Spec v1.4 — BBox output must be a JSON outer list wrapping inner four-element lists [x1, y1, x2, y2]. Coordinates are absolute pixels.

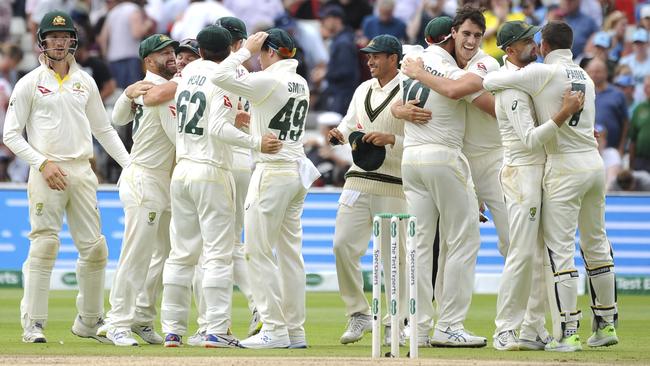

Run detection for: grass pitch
[[0, 289, 647, 364]]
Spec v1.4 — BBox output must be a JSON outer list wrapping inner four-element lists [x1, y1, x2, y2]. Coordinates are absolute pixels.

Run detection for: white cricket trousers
[[466, 148, 510, 255], [244, 162, 307, 332], [333, 191, 408, 325], [495, 164, 547, 338], [21, 160, 107, 329], [192, 166, 255, 331], [401, 145, 481, 335], [105, 164, 171, 331], [161, 160, 236, 335], [542, 151, 614, 337]]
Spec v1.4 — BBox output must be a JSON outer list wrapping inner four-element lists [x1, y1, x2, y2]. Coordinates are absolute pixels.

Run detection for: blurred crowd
[[1, 0, 650, 191]]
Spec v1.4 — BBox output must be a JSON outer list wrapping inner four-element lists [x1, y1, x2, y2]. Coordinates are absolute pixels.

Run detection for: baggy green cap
[[497, 20, 540, 50], [139, 34, 179, 59]]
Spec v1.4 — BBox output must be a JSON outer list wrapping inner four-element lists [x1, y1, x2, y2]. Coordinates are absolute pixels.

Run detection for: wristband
[[38, 159, 49, 172]]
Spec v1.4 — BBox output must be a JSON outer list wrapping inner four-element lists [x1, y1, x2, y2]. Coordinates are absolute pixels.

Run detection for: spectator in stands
[[75, 32, 116, 103], [587, 58, 628, 157], [596, 125, 622, 187], [98, 0, 152, 89], [223, 0, 285, 33], [328, 0, 373, 30], [520, 0, 545, 26], [613, 67, 636, 117], [619, 28, 650, 105], [609, 169, 650, 191], [0, 1, 11, 42], [407, 0, 453, 47], [170, 0, 234, 40], [602, 10, 627, 63], [361, 0, 407, 42], [561, 0, 598, 58], [483, 0, 525, 60], [640, 5, 650, 32], [285, 0, 322, 20], [0, 43, 23, 88], [581, 31, 616, 80], [315, 4, 359, 115], [275, 12, 328, 84], [629, 76, 650, 172], [304, 112, 352, 187]]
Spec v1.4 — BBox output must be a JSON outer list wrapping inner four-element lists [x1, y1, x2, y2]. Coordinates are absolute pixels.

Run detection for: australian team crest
[[35, 203, 44, 216], [529, 207, 537, 221], [52, 16, 66, 26], [148, 211, 156, 225]]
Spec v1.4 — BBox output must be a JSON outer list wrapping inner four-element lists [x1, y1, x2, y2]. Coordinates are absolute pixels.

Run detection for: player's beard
[[156, 59, 177, 80], [518, 43, 538, 65]]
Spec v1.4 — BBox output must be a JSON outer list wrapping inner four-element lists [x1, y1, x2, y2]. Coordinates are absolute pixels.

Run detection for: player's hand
[[401, 57, 425, 80], [479, 203, 488, 223], [125, 81, 154, 99], [561, 89, 585, 115], [235, 102, 250, 129], [363, 132, 395, 147], [260, 132, 282, 154], [391, 99, 432, 124], [245, 32, 268, 54], [41, 161, 67, 191], [327, 127, 345, 145]]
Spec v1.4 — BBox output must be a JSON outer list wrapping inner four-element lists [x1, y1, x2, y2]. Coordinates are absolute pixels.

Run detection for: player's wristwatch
[[38, 159, 49, 172]]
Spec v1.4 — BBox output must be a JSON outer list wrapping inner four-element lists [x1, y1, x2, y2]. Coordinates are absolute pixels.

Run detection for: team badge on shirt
[[148, 212, 157, 225], [529, 207, 537, 221], [37, 85, 52, 95], [476, 62, 487, 73], [35, 203, 44, 216]]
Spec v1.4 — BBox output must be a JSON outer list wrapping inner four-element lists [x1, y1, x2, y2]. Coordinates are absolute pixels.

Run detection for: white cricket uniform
[[400, 45, 482, 335], [211, 48, 316, 338], [332, 73, 408, 326], [493, 58, 560, 339], [484, 49, 616, 337], [3, 54, 129, 330], [462, 50, 509, 256], [105, 70, 176, 332], [161, 59, 261, 336]]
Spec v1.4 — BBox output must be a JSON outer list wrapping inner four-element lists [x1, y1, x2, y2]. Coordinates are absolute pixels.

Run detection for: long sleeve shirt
[[3, 54, 129, 170]]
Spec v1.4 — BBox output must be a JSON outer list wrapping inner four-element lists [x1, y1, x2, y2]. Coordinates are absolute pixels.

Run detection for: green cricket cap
[[215, 16, 247, 41], [265, 28, 296, 58], [139, 34, 179, 59], [424, 16, 453, 44], [497, 20, 540, 50], [197, 25, 232, 53], [38, 10, 76, 37], [360, 34, 402, 60]]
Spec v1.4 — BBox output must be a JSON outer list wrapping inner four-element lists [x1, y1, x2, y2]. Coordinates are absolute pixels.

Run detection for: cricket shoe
[[132, 324, 163, 344], [248, 308, 262, 337], [493, 330, 519, 351], [519, 333, 553, 351], [240, 328, 290, 349], [545, 334, 582, 352], [587, 324, 618, 347], [339, 313, 372, 344], [431, 327, 487, 348], [417, 334, 431, 348], [187, 330, 206, 347], [383, 325, 406, 347], [22, 321, 46, 343], [288, 328, 308, 349], [203, 333, 242, 348], [164, 333, 182, 347], [107, 328, 139, 346], [71, 316, 112, 344]]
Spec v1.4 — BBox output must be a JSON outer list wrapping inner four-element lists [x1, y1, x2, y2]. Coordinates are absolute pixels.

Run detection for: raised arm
[[111, 91, 136, 126], [483, 63, 550, 95], [403, 57, 484, 100]]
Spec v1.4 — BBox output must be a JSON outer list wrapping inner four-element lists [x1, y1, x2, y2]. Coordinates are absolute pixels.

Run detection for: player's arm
[[2, 77, 48, 169], [111, 91, 136, 126], [85, 77, 130, 168], [470, 92, 496, 118], [403, 57, 483, 99], [329, 87, 362, 144], [158, 103, 177, 145], [483, 63, 550, 95], [142, 80, 178, 106], [390, 99, 432, 123]]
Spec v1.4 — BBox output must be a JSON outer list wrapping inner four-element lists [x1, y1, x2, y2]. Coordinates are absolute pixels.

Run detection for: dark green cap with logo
[[215, 16, 247, 41], [360, 34, 402, 60], [139, 34, 179, 59], [197, 25, 232, 53], [425, 16, 452, 44], [38, 10, 76, 38], [349, 131, 386, 172], [264, 28, 296, 58], [497, 20, 540, 50]]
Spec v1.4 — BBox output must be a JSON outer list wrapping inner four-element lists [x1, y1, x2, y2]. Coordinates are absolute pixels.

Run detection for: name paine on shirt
[[565, 68, 587, 81], [288, 81, 306, 95]]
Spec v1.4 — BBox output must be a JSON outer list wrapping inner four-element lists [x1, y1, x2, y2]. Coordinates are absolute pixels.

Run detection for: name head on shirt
[[288, 81, 306, 95]]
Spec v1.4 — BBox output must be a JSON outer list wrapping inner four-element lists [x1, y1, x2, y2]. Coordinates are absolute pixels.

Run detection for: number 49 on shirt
[[269, 97, 308, 141]]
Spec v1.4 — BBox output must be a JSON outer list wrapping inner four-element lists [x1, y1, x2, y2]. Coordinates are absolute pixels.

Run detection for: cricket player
[[3, 10, 130, 343], [327, 35, 413, 346], [97, 34, 179, 347], [484, 21, 618, 352], [401, 7, 510, 257], [211, 29, 319, 349], [160, 25, 282, 348], [397, 15, 489, 348], [490, 21, 584, 351]]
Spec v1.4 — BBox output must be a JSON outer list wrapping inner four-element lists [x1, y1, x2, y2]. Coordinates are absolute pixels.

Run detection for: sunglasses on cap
[[265, 39, 296, 58]]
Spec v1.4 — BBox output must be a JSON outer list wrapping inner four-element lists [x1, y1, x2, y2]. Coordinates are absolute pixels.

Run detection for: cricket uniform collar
[[265, 58, 299, 73], [544, 49, 573, 65]]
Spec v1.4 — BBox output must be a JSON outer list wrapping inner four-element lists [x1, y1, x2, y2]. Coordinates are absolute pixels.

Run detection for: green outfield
[[0, 289, 647, 364]]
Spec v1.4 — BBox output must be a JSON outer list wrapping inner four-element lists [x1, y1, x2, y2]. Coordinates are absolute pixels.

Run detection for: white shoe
[[107, 328, 139, 346], [417, 334, 431, 348], [493, 330, 519, 351], [22, 321, 46, 343], [71, 316, 112, 344], [240, 328, 290, 349], [430, 327, 487, 348], [132, 324, 163, 344], [383, 325, 406, 347], [519, 333, 553, 351], [187, 330, 206, 347], [203, 333, 242, 348], [96, 322, 110, 337], [248, 309, 262, 337], [339, 313, 372, 344], [288, 328, 307, 349]]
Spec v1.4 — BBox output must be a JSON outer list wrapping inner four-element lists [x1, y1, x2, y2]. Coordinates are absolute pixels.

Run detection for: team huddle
[[3, 5, 618, 353]]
